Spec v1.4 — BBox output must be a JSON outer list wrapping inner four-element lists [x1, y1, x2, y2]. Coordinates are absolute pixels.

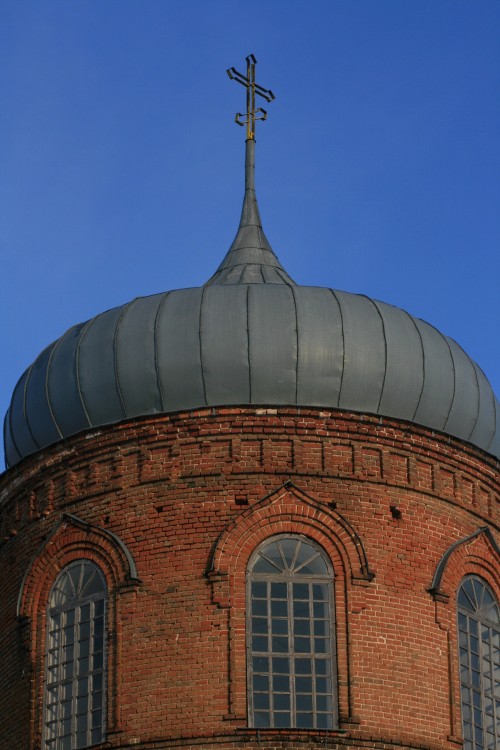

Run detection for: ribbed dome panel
[[374, 302, 423, 421], [336, 293, 386, 414], [24, 342, 61, 448], [294, 287, 343, 407], [79, 307, 127, 426], [115, 295, 164, 417], [47, 323, 91, 436]]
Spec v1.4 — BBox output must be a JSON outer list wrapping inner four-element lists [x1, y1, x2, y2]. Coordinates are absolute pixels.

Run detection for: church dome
[[4, 139, 500, 467]]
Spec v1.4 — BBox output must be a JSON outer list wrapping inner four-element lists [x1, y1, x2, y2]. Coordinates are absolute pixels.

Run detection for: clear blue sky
[[1, 1, 499, 469]]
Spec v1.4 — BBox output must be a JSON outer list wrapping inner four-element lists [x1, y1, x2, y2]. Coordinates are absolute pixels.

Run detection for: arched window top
[[458, 576, 500, 625], [49, 561, 106, 612], [249, 536, 332, 577]]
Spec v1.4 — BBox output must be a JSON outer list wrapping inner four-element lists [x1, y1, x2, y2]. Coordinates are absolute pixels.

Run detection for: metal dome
[[4, 140, 500, 467]]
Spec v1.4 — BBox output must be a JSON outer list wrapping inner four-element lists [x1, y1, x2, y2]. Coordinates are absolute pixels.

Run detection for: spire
[[204, 55, 295, 286]]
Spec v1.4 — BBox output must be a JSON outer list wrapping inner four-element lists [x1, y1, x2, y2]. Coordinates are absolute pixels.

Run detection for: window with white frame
[[247, 535, 337, 729], [457, 575, 500, 750], [43, 560, 106, 750]]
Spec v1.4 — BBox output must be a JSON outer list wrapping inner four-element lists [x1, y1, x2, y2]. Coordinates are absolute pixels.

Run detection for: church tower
[[0, 56, 499, 750]]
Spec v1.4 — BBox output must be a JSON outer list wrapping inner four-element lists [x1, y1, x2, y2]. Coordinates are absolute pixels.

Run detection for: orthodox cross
[[227, 54, 275, 140]]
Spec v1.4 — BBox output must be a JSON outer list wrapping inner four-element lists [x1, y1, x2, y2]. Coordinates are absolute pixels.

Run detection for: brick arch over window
[[16, 514, 139, 747], [206, 481, 374, 726], [209, 481, 374, 586], [427, 527, 500, 744], [429, 527, 500, 605], [17, 513, 138, 621]]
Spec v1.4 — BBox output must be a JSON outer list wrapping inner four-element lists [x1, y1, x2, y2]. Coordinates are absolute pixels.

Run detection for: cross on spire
[[227, 54, 275, 140]]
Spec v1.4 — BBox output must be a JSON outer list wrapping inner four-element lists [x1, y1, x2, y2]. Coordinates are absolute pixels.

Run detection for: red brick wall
[[0, 407, 499, 750]]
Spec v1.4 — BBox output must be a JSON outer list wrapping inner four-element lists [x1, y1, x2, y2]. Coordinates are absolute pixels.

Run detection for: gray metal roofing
[[4, 139, 499, 466], [4, 283, 500, 467]]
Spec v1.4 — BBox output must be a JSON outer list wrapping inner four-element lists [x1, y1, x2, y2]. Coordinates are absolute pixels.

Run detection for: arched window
[[457, 576, 500, 750], [247, 535, 337, 729], [43, 561, 107, 750]]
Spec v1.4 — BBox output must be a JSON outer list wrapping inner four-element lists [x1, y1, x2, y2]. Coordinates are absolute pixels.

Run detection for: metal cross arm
[[235, 107, 268, 128], [227, 67, 275, 103], [227, 54, 275, 140]]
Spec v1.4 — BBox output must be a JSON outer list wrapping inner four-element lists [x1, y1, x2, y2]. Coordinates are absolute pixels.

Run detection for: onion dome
[[4, 119, 500, 467]]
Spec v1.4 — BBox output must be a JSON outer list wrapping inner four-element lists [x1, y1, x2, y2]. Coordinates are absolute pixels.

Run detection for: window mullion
[[266, 580, 274, 728], [288, 578, 296, 728], [70, 605, 76, 748]]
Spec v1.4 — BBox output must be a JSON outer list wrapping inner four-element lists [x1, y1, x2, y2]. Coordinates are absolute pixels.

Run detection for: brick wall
[[0, 407, 498, 750]]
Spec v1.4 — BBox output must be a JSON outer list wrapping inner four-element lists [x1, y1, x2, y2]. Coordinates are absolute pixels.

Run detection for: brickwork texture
[[0, 407, 499, 750]]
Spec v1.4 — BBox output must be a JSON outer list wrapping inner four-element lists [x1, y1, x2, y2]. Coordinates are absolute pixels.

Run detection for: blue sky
[[1, 1, 499, 469]]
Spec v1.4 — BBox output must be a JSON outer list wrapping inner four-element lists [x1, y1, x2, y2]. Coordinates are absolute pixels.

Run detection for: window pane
[[313, 584, 329, 601], [92, 691, 103, 710], [280, 539, 299, 569], [294, 619, 310, 635], [316, 694, 331, 712], [271, 600, 288, 617], [79, 621, 90, 641], [253, 558, 281, 574], [253, 656, 268, 673], [296, 712, 313, 728], [274, 694, 290, 711], [297, 693, 312, 711], [296, 555, 328, 575], [271, 599, 288, 617], [317, 712, 333, 729], [253, 674, 269, 691], [271, 619, 288, 635], [252, 600, 267, 617], [252, 618, 268, 634], [293, 583, 309, 600], [274, 712, 291, 727], [254, 693, 269, 710], [252, 636, 268, 652], [294, 636, 310, 653], [252, 581, 267, 598], [77, 695, 88, 714], [296, 676, 312, 693], [271, 582, 287, 599], [293, 600, 309, 618], [254, 711, 270, 727], [76, 714, 87, 732], [272, 675, 289, 692], [296, 658, 312, 674], [272, 657, 289, 674], [313, 601, 329, 618], [271, 636, 289, 653]]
